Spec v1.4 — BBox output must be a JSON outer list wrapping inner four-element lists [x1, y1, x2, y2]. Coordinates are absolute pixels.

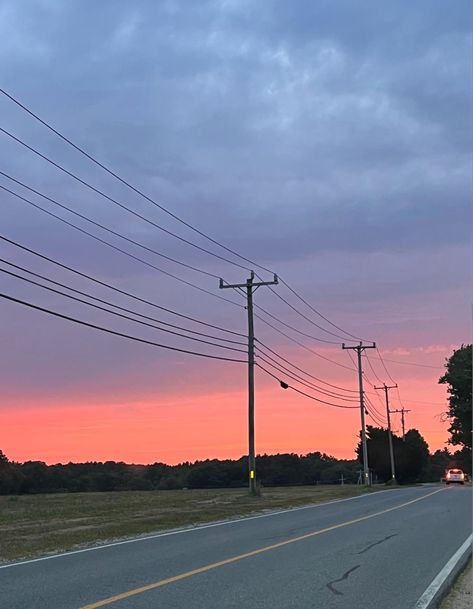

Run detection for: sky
[[0, 0, 471, 465]]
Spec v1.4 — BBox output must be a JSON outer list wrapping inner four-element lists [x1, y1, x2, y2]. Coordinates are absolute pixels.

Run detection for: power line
[[364, 352, 385, 385], [0, 266, 247, 354], [277, 276, 369, 342], [256, 363, 359, 409], [254, 349, 360, 401], [345, 348, 357, 370], [362, 370, 388, 413], [227, 280, 344, 345], [0, 258, 246, 346], [253, 313, 357, 371], [395, 386, 405, 410], [0, 88, 375, 347], [0, 291, 247, 362], [0, 234, 245, 337], [375, 347, 401, 383], [255, 339, 359, 393], [365, 405, 386, 427], [0, 125, 255, 273], [0, 90, 441, 445], [404, 398, 445, 405], [0, 87, 275, 275], [0, 170, 220, 280], [364, 394, 387, 423], [254, 302, 342, 345], [0, 183, 242, 308], [378, 356, 444, 370], [363, 390, 387, 422], [255, 277, 358, 343]]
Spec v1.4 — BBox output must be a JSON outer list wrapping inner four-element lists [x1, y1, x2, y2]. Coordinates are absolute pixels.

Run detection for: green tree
[[0, 450, 24, 495], [395, 429, 430, 483], [356, 426, 393, 482], [357, 426, 430, 484], [439, 344, 472, 449]]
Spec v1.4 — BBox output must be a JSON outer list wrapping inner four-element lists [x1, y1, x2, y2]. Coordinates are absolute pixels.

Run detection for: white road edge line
[[0, 486, 420, 569], [414, 533, 472, 609]]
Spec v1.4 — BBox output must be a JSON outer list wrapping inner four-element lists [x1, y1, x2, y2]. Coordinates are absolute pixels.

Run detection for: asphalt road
[[1, 485, 471, 609]]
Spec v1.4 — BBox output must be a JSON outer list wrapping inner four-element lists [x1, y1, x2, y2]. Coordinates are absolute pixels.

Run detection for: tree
[[0, 450, 24, 495], [357, 426, 430, 484], [395, 429, 430, 483], [356, 426, 393, 482], [439, 345, 472, 449]]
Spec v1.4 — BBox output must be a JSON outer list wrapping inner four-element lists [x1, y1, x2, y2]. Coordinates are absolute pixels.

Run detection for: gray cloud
[[0, 0, 470, 402]]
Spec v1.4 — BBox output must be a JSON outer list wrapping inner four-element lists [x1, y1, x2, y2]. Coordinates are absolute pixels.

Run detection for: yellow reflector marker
[[249, 470, 255, 479]]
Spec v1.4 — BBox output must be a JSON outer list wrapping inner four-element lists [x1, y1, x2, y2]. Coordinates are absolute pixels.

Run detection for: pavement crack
[[357, 533, 397, 555], [326, 564, 360, 596]]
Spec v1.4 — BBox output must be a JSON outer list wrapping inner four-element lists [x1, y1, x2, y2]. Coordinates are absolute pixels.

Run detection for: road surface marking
[[77, 487, 445, 609], [1, 486, 400, 570], [414, 533, 472, 609]]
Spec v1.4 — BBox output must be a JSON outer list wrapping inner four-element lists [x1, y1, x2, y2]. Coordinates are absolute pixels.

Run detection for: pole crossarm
[[374, 384, 398, 399], [219, 271, 278, 496], [341, 342, 376, 351], [219, 273, 278, 290], [341, 342, 376, 486]]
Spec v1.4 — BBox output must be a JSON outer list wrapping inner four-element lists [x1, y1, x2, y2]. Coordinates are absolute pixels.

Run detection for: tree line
[[0, 451, 360, 494], [0, 440, 470, 495]]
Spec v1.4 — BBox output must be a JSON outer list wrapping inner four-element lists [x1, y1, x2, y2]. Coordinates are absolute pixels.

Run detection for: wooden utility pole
[[375, 383, 398, 482], [391, 408, 411, 440], [220, 271, 278, 495], [342, 342, 376, 485]]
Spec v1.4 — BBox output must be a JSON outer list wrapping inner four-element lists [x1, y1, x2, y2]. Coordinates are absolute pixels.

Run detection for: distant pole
[[220, 271, 278, 496], [391, 408, 411, 441], [342, 342, 376, 486], [375, 383, 398, 482]]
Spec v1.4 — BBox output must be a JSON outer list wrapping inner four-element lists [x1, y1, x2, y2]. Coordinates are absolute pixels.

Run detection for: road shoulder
[[415, 534, 472, 609], [440, 559, 472, 609]]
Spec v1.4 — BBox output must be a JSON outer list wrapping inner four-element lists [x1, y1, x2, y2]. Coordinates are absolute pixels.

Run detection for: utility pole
[[391, 408, 411, 440], [342, 342, 376, 485], [220, 271, 278, 496], [374, 383, 398, 482]]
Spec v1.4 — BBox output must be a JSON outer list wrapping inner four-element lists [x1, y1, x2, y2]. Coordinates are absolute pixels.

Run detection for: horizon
[[3, 427, 457, 468]]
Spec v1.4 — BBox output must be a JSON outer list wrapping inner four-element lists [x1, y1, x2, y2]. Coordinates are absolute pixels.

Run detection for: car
[[445, 469, 465, 485]]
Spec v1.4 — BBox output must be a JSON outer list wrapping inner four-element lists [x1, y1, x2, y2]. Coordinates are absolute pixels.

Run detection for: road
[[1, 485, 471, 609]]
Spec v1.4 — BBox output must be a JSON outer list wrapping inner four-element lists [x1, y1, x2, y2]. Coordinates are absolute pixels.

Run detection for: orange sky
[[2, 352, 450, 465]]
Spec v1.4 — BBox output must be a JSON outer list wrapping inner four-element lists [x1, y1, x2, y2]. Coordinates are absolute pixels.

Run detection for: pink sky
[[1, 346, 451, 465]]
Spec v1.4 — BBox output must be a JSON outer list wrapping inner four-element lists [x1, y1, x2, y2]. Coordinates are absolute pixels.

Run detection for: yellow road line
[[78, 488, 445, 609]]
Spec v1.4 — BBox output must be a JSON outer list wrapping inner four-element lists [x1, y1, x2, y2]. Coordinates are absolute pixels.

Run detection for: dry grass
[[0, 485, 380, 563]]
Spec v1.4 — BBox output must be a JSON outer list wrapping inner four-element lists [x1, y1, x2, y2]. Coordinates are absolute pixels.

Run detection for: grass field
[[0, 485, 382, 563]]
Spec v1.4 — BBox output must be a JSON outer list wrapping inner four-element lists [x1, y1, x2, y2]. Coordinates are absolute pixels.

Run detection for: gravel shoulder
[[440, 559, 472, 609]]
